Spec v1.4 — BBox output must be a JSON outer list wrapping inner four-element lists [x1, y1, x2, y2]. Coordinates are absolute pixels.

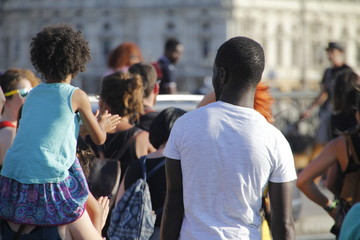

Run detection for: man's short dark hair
[[128, 63, 157, 98], [215, 36, 265, 88], [30, 24, 91, 81], [165, 38, 181, 52], [149, 107, 186, 149]]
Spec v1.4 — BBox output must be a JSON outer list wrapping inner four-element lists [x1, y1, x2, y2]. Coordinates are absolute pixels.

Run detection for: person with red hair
[[197, 82, 274, 123], [105, 42, 143, 76]]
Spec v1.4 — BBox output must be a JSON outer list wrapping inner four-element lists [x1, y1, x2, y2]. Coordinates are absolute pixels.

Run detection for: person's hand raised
[[97, 110, 121, 133]]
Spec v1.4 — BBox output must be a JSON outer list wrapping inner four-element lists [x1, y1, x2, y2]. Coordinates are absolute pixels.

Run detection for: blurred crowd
[[0, 23, 359, 240]]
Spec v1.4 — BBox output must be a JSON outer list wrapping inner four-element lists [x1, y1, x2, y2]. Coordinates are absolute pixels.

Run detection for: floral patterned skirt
[[0, 158, 89, 226]]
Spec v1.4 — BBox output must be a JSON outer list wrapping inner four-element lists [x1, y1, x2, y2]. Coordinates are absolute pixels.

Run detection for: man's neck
[[219, 84, 255, 108], [332, 61, 345, 68], [143, 94, 157, 110]]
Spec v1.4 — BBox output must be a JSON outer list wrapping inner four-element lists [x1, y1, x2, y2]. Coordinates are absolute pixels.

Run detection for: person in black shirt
[[157, 38, 184, 94], [115, 107, 186, 240], [301, 42, 352, 148]]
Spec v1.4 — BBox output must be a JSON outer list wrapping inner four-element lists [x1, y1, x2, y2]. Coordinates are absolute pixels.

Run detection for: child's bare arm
[[72, 89, 120, 145]]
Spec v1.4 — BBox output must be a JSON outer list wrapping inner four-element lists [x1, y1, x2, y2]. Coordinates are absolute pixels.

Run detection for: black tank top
[[87, 126, 141, 182], [345, 134, 360, 174]]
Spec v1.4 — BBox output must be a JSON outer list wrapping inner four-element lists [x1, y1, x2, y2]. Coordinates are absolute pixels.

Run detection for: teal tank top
[[1, 83, 80, 184]]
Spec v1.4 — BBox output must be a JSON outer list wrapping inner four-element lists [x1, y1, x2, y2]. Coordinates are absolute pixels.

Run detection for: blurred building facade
[[0, 0, 360, 93]]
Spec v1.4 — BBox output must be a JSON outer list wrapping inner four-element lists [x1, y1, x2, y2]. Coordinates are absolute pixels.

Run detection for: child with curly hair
[[0, 24, 120, 239]]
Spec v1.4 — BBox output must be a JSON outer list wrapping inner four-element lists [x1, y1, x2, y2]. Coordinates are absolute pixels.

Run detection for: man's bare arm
[[268, 181, 295, 240], [160, 158, 184, 240]]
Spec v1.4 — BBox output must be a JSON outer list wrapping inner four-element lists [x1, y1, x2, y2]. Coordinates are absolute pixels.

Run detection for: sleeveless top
[[345, 134, 360, 174], [1, 83, 80, 184]]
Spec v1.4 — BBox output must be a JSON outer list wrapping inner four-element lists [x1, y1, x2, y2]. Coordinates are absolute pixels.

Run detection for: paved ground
[[295, 185, 336, 240]]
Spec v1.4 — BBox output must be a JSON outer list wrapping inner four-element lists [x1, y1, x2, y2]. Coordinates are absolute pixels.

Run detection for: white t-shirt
[[164, 101, 297, 240]]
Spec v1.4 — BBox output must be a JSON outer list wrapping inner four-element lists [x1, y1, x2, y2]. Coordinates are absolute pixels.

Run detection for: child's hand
[[97, 196, 110, 230], [98, 110, 121, 133]]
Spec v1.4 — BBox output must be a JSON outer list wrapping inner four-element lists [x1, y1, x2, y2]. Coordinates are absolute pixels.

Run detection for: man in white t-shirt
[[160, 37, 297, 240]]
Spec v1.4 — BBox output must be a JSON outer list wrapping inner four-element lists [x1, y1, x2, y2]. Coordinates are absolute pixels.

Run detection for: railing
[[271, 90, 319, 137]]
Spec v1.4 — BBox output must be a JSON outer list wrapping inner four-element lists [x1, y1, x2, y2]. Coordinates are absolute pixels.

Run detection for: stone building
[[0, 0, 360, 93]]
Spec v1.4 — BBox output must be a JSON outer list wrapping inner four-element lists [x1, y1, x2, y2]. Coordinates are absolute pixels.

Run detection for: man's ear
[[219, 67, 227, 86], [153, 83, 160, 95]]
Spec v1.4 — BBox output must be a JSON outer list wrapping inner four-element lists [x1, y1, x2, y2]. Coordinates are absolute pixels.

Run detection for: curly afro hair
[[30, 24, 91, 82]]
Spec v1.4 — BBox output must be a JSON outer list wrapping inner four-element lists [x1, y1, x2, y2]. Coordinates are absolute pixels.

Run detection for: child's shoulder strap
[[346, 133, 360, 165]]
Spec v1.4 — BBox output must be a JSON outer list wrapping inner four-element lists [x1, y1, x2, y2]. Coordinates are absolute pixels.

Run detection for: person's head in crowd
[[99, 72, 144, 124], [164, 38, 184, 64], [0, 69, 32, 114], [107, 42, 143, 73], [333, 70, 360, 115], [30, 24, 91, 83], [19, 68, 41, 87], [149, 107, 186, 149], [128, 63, 159, 106], [326, 42, 345, 67], [212, 36, 265, 101]]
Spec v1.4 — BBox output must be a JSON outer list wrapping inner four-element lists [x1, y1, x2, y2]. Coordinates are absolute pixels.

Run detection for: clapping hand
[[97, 110, 121, 133]]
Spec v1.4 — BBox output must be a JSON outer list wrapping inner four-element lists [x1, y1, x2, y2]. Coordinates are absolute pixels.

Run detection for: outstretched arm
[[268, 181, 295, 240], [300, 86, 327, 119], [72, 89, 120, 145], [296, 137, 345, 218], [160, 158, 184, 240]]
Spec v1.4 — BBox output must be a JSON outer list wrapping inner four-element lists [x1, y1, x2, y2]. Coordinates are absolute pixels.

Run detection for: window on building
[[261, 38, 267, 58], [167, 9, 174, 16], [166, 22, 175, 31], [76, 23, 83, 31], [102, 40, 112, 62], [103, 22, 111, 31], [356, 42, 360, 66], [276, 26, 283, 66], [202, 22, 210, 30], [292, 39, 300, 66], [14, 39, 20, 62], [311, 42, 324, 68], [201, 8, 208, 15], [277, 39, 283, 66], [3, 37, 10, 68], [201, 38, 210, 59]]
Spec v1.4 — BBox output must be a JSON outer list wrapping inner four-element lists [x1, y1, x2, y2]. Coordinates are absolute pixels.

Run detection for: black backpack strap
[[139, 156, 148, 181], [139, 157, 165, 216], [139, 156, 166, 182], [111, 129, 143, 160], [97, 129, 143, 160], [347, 134, 360, 165], [147, 159, 165, 179]]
